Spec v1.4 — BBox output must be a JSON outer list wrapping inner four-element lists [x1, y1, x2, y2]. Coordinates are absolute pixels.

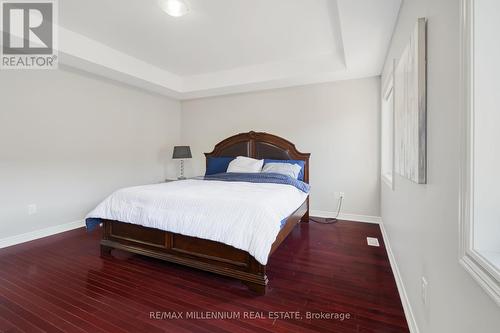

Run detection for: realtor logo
[[1, 0, 57, 69]]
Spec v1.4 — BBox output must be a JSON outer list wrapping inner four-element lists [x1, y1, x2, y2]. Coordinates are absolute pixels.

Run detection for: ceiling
[[55, 0, 401, 99]]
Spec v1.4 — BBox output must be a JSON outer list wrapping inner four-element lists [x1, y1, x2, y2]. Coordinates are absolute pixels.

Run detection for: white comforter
[[86, 179, 308, 264]]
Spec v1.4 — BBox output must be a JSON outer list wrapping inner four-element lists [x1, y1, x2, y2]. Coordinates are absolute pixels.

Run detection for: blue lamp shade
[[172, 146, 192, 159]]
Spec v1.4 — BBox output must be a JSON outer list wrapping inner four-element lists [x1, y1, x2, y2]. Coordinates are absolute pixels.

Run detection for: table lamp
[[172, 146, 192, 179]]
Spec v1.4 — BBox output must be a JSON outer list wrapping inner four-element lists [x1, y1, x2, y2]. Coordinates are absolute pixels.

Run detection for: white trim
[[310, 210, 381, 224], [0, 220, 85, 249], [459, 0, 500, 306], [390, 58, 397, 191], [379, 221, 420, 333]]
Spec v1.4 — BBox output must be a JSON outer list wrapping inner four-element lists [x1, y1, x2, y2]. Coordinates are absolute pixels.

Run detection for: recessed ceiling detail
[[39, 0, 400, 99]]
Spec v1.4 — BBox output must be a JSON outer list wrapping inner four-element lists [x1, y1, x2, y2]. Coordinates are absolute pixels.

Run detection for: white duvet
[[86, 179, 308, 264]]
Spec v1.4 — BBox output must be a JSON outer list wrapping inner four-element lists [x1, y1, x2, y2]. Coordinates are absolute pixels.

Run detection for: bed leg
[[100, 244, 113, 257], [243, 281, 267, 295], [301, 210, 310, 223]]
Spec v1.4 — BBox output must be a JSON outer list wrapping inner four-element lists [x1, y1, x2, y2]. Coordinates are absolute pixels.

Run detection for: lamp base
[[178, 160, 187, 180]]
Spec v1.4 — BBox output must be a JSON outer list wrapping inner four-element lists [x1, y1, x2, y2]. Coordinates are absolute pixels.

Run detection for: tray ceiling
[[45, 0, 400, 99]]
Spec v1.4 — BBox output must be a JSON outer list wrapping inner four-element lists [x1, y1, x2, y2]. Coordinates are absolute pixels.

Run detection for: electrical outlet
[[28, 204, 37, 215], [421, 276, 428, 305]]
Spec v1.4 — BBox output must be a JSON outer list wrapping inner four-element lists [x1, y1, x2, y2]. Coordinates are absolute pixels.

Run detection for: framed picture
[[394, 18, 427, 184]]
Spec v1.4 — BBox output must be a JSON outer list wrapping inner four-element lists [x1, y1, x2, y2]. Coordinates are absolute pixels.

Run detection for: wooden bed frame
[[100, 131, 310, 294]]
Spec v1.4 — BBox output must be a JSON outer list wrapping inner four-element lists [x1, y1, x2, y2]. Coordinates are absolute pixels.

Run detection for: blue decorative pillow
[[205, 157, 235, 175], [264, 159, 305, 181]]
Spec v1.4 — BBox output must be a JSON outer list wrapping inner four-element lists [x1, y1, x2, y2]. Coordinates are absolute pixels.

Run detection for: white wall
[[381, 0, 500, 332], [0, 68, 181, 239], [0, 70, 380, 240], [181, 77, 381, 218]]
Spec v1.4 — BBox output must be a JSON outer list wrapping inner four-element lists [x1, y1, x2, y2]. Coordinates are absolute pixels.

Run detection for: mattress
[[86, 173, 309, 265]]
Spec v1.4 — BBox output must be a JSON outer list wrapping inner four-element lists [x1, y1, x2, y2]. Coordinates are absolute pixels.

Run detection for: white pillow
[[262, 163, 302, 179], [227, 156, 264, 173]]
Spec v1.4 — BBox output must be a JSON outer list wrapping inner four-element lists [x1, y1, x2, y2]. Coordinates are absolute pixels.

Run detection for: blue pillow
[[206, 157, 235, 175], [264, 159, 305, 181]]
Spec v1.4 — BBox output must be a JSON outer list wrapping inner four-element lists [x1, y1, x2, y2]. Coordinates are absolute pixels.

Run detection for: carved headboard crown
[[204, 131, 310, 183]]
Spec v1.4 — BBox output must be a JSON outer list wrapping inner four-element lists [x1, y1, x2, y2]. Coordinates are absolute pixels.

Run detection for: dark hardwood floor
[[0, 220, 409, 333]]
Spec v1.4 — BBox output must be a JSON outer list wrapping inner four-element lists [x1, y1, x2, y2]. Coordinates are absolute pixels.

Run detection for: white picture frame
[[394, 18, 427, 184]]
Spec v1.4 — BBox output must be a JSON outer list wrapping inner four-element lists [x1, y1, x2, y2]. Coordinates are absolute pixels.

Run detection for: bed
[[87, 131, 310, 294]]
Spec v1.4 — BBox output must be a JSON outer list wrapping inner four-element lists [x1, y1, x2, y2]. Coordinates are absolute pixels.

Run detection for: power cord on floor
[[310, 196, 343, 224]]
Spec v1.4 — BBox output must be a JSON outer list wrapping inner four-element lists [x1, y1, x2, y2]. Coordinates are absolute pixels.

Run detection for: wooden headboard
[[204, 131, 310, 184]]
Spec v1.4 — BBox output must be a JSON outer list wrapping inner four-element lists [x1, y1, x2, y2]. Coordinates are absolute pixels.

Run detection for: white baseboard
[[310, 210, 381, 224], [0, 220, 85, 249], [379, 221, 420, 333]]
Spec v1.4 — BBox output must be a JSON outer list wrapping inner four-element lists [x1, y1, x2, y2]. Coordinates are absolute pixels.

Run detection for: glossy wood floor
[[0, 220, 409, 333]]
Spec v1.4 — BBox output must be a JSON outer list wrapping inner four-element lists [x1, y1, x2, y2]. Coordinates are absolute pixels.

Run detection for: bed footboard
[[99, 200, 307, 294]]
